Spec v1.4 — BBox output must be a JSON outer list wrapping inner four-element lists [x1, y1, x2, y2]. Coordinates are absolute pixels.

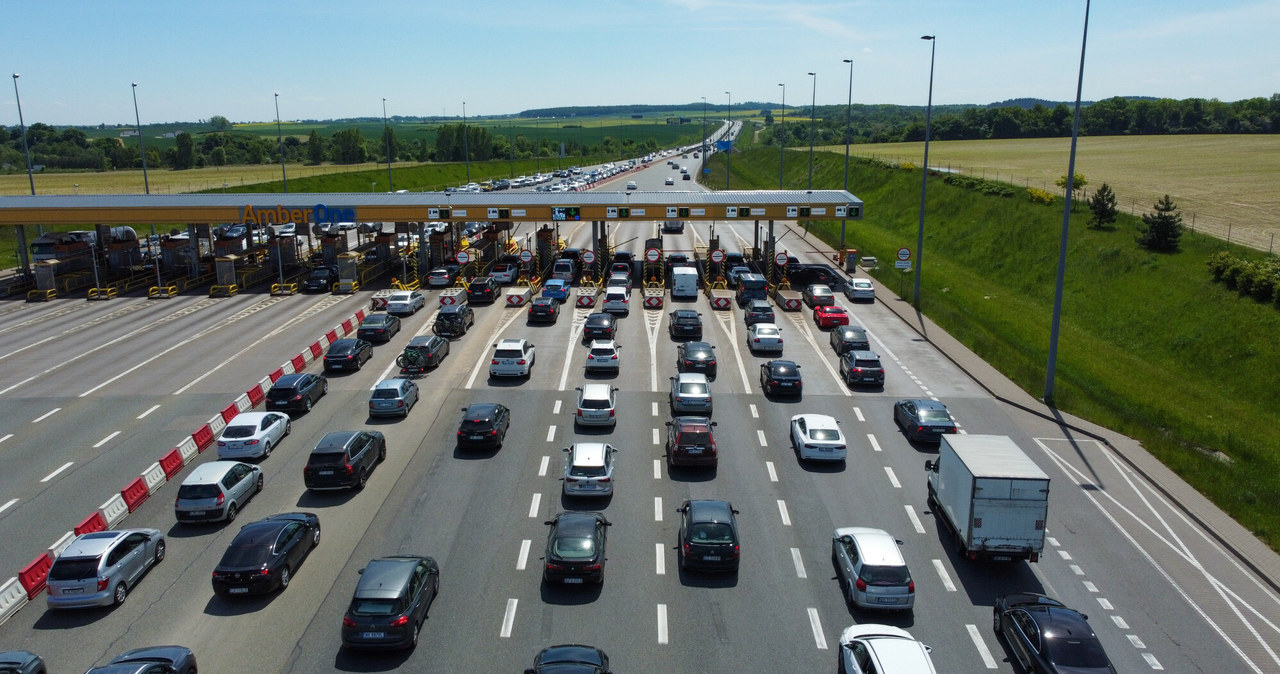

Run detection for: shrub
[[1026, 187, 1056, 206], [900, 161, 917, 171], [1206, 251, 1233, 280], [1221, 259, 1247, 290]]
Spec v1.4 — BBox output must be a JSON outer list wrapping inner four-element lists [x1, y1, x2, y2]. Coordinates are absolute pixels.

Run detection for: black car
[[302, 266, 340, 293], [893, 399, 958, 443], [524, 644, 612, 674], [341, 555, 440, 650], [582, 312, 617, 342], [528, 296, 561, 324], [85, 646, 197, 674], [993, 593, 1118, 674], [211, 512, 321, 596], [0, 650, 45, 674], [676, 341, 717, 379], [467, 276, 500, 303], [324, 338, 374, 372], [434, 303, 475, 338], [264, 373, 328, 414], [303, 430, 386, 491], [744, 299, 775, 326], [456, 403, 511, 449], [760, 359, 803, 396], [677, 499, 740, 572], [840, 350, 885, 387], [357, 313, 402, 343], [668, 310, 703, 339], [399, 335, 449, 375], [829, 324, 870, 354], [789, 264, 846, 291], [542, 512, 610, 585]]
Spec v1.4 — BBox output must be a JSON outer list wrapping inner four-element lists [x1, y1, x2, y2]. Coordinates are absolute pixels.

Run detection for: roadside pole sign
[[895, 247, 911, 270], [456, 250, 471, 265], [774, 252, 789, 267], [709, 249, 725, 264], [582, 250, 596, 265], [519, 249, 533, 263]]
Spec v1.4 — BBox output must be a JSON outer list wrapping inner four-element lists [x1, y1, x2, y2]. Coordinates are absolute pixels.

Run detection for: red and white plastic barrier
[[711, 296, 732, 310]]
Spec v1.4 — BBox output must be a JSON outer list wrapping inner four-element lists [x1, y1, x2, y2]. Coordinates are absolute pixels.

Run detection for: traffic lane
[[0, 296, 150, 355]]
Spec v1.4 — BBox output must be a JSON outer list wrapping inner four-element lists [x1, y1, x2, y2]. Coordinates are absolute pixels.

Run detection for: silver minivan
[[174, 461, 263, 524], [669, 373, 712, 414], [552, 259, 576, 282], [45, 528, 166, 609], [832, 527, 915, 611], [562, 442, 617, 497]]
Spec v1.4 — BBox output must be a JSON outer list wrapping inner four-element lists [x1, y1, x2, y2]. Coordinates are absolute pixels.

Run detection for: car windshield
[[552, 536, 596, 559], [860, 565, 911, 585], [219, 544, 270, 567], [222, 425, 255, 438], [1045, 637, 1112, 668], [689, 522, 734, 544], [810, 429, 842, 441]]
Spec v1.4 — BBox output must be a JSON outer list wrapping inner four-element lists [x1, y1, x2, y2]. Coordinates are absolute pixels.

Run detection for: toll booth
[[160, 236, 195, 275], [843, 248, 859, 272], [535, 225, 558, 278], [268, 237, 299, 270], [33, 260, 60, 292], [319, 234, 350, 268], [337, 251, 360, 283], [370, 232, 394, 263], [215, 256, 239, 286], [104, 238, 142, 270], [706, 236, 722, 282], [643, 237, 663, 286]]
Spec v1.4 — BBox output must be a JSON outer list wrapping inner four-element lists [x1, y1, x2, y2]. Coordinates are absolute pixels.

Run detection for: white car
[[602, 287, 630, 314], [585, 340, 621, 374], [427, 267, 455, 287], [626, 181, 638, 190], [846, 278, 876, 302], [746, 323, 784, 353], [790, 414, 847, 462], [216, 412, 291, 460], [490, 338, 535, 378], [838, 624, 937, 673], [665, 176, 675, 185], [386, 290, 426, 315]]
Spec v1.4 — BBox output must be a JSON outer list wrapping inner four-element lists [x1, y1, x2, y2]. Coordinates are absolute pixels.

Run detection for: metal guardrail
[[149, 285, 179, 298], [270, 283, 298, 295], [87, 287, 118, 300], [27, 289, 56, 302], [210, 284, 239, 297]]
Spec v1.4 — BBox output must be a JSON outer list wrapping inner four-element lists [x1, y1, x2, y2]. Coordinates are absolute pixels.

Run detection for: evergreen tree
[[1137, 194, 1184, 251], [306, 130, 325, 165], [1087, 182, 1118, 229]]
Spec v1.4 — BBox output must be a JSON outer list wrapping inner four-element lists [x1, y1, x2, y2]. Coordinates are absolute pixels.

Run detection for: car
[[626, 180, 637, 190], [669, 372, 712, 414], [602, 286, 630, 314], [456, 402, 511, 449], [725, 265, 752, 287], [830, 324, 871, 354], [893, 399, 958, 443], [760, 360, 803, 397], [584, 339, 622, 374], [574, 383, 618, 428], [791, 265, 847, 291], [524, 644, 611, 674], [840, 350, 885, 387], [490, 262, 520, 284], [45, 528, 166, 609], [605, 272, 630, 288], [675, 341, 717, 379], [609, 259, 634, 282], [0, 650, 45, 674], [302, 265, 340, 293], [264, 372, 327, 414], [832, 527, 914, 610], [341, 555, 440, 650], [216, 411, 290, 460], [682, 173, 692, 180], [676, 499, 739, 571], [302, 430, 386, 490], [369, 378, 419, 418], [803, 283, 837, 308], [211, 512, 321, 596], [846, 277, 876, 302], [426, 265, 460, 287], [747, 323, 784, 353], [467, 276, 501, 303], [434, 303, 475, 338], [562, 443, 618, 497], [838, 624, 937, 674], [665, 176, 675, 185], [335, 221, 358, 232], [528, 296, 561, 323], [324, 338, 373, 372], [860, 255, 878, 269], [680, 166, 689, 174], [358, 313, 401, 342], [668, 309, 702, 339], [662, 219, 684, 233], [743, 298, 775, 326], [84, 646, 197, 674], [552, 259, 578, 282], [174, 461, 263, 523], [814, 304, 851, 329], [993, 593, 1118, 674], [385, 290, 426, 315], [582, 312, 617, 341], [399, 335, 449, 374], [542, 511, 611, 585], [665, 416, 718, 467], [541, 278, 571, 302], [490, 338, 535, 378]]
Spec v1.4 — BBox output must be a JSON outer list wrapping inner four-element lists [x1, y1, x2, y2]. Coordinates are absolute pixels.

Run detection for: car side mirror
[[665, 421, 673, 427], [460, 407, 467, 412], [575, 386, 583, 392], [731, 508, 740, 514], [543, 520, 554, 526], [357, 568, 365, 574], [924, 460, 936, 472], [562, 447, 571, 453], [710, 422, 718, 427]]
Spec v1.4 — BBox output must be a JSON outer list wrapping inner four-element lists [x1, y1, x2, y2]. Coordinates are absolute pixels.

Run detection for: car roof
[[687, 499, 734, 523], [314, 430, 361, 451], [849, 350, 880, 359], [389, 291, 414, 299], [587, 340, 617, 349], [748, 299, 772, 308], [355, 555, 428, 599], [496, 338, 527, 348], [553, 511, 606, 534], [836, 325, 865, 335], [579, 383, 613, 399], [902, 398, 948, 411], [796, 414, 839, 430], [440, 304, 468, 314], [183, 460, 247, 484], [63, 529, 133, 557], [533, 296, 556, 304], [227, 411, 275, 425], [834, 527, 905, 565], [363, 313, 392, 322], [408, 335, 440, 346], [675, 372, 708, 385], [271, 373, 310, 387], [232, 517, 296, 544], [569, 442, 609, 467], [766, 360, 799, 372], [464, 403, 503, 418], [672, 309, 699, 318], [373, 379, 410, 391], [586, 312, 613, 322]]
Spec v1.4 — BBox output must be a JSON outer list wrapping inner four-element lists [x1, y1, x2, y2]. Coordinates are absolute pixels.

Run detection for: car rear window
[[350, 598, 401, 616], [266, 386, 296, 400], [49, 558, 100, 580], [460, 419, 492, 429], [494, 349, 523, 359], [222, 425, 254, 438], [178, 483, 221, 500], [371, 389, 400, 399], [680, 383, 709, 395], [552, 537, 596, 559], [678, 431, 711, 446], [689, 522, 734, 544], [589, 347, 615, 357], [569, 464, 608, 478], [918, 410, 952, 422], [308, 452, 347, 467], [580, 398, 611, 410], [810, 429, 842, 441], [858, 564, 911, 585], [219, 544, 270, 567], [855, 359, 882, 368]]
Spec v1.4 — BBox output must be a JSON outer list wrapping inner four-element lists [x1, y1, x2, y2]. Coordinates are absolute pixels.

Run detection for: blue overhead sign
[[716, 140, 732, 151]]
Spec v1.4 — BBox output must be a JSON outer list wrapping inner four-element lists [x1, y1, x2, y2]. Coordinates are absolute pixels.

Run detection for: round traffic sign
[[582, 250, 596, 264], [897, 247, 911, 261], [519, 249, 533, 263], [645, 248, 662, 263], [455, 250, 471, 265], [709, 249, 725, 264], [774, 252, 789, 266]]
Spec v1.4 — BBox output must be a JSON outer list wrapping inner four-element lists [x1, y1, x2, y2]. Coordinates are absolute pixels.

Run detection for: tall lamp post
[[840, 58, 853, 252], [382, 98, 394, 192], [1045, 1, 1091, 405], [132, 82, 149, 195], [806, 72, 817, 191], [11, 74, 34, 195], [701, 96, 707, 158], [777, 83, 785, 189], [274, 93, 288, 193], [724, 91, 731, 189], [912, 36, 936, 309], [462, 101, 471, 183]]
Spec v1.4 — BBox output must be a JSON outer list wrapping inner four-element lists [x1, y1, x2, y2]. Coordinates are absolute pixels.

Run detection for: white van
[[671, 267, 699, 299]]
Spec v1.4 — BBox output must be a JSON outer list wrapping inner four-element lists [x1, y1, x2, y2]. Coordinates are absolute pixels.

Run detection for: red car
[[814, 305, 850, 328]]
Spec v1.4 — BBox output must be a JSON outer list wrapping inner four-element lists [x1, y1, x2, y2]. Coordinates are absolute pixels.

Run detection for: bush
[[1221, 259, 1247, 290], [1206, 251, 1233, 280], [1026, 187, 1056, 206]]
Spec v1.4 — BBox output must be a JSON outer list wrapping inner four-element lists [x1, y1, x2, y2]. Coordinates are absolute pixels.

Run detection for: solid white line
[[654, 497, 663, 521], [766, 461, 778, 482], [93, 431, 120, 449], [528, 493, 541, 518], [965, 624, 999, 668], [41, 462, 74, 483], [905, 505, 926, 534], [653, 459, 661, 480], [791, 548, 807, 578], [553, 400, 562, 414], [777, 500, 791, 526], [655, 543, 666, 575], [807, 608, 828, 649], [749, 404, 758, 418], [0, 498, 18, 514], [137, 404, 161, 419], [853, 406, 865, 422], [868, 434, 882, 452], [538, 456, 549, 477], [546, 425, 556, 442], [500, 598, 518, 638], [884, 466, 901, 488], [32, 408, 61, 423], [757, 429, 768, 446], [0, 433, 12, 444], [657, 604, 669, 644], [652, 401, 659, 416], [517, 540, 531, 571], [933, 559, 957, 591], [652, 428, 659, 444], [1142, 653, 1164, 669]]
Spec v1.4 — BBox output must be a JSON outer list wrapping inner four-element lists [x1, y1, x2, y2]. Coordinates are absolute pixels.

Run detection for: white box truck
[[924, 434, 1050, 562]]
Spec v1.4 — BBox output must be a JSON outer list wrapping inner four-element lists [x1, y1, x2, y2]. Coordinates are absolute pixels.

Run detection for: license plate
[[564, 577, 584, 584], [704, 555, 721, 561], [686, 448, 702, 454], [62, 588, 83, 594], [779, 382, 792, 386], [992, 555, 1012, 561], [874, 596, 900, 604], [319, 470, 334, 476], [581, 483, 597, 489], [820, 447, 832, 452], [187, 510, 206, 516], [229, 587, 249, 594], [470, 435, 485, 440], [330, 363, 344, 369], [361, 632, 385, 639]]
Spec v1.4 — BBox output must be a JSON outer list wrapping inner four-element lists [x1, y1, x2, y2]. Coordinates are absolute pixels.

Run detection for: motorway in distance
[[0, 137, 1277, 672]]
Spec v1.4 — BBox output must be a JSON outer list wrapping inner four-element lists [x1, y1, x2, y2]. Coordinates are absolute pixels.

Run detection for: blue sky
[[3, 0, 1277, 126]]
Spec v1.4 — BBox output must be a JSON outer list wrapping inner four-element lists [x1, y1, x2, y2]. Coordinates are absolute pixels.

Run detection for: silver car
[[386, 290, 426, 315], [562, 442, 618, 497], [832, 527, 915, 611], [746, 323, 784, 353], [216, 411, 290, 460], [368, 378, 419, 418], [45, 528, 166, 609], [669, 373, 712, 414], [174, 460, 264, 524], [574, 384, 618, 428]]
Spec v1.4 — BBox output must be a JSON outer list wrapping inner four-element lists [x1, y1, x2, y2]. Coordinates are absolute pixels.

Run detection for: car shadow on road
[[296, 489, 361, 509], [666, 464, 717, 483], [202, 591, 282, 616], [165, 520, 234, 539], [797, 458, 847, 474], [332, 647, 413, 672], [540, 580, 604, 605], [452, 444, 501, 460], [32, 604, 115, 630], [560, 492, 614, 510], [676, 563, 740, 588]]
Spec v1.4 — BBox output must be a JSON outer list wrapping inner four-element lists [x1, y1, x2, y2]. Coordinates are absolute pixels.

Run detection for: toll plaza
[[0, 190, 862, 300]]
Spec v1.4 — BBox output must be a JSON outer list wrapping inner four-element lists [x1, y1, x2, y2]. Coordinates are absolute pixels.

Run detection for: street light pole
[[913, 36, 937, 309], [840, 58, 853, 252], [807, 72, 817, 191], [11, 74, 34, 195], [1045, 0, 1091, 406], [701, 97, 707, 158], [132, 82, 150, 195], [274, 93, 288, 193], [778, 83, 785, 189], [724, 91, 731, 189], [382, 98, 394, 192], [462, 101, 471, 183]]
